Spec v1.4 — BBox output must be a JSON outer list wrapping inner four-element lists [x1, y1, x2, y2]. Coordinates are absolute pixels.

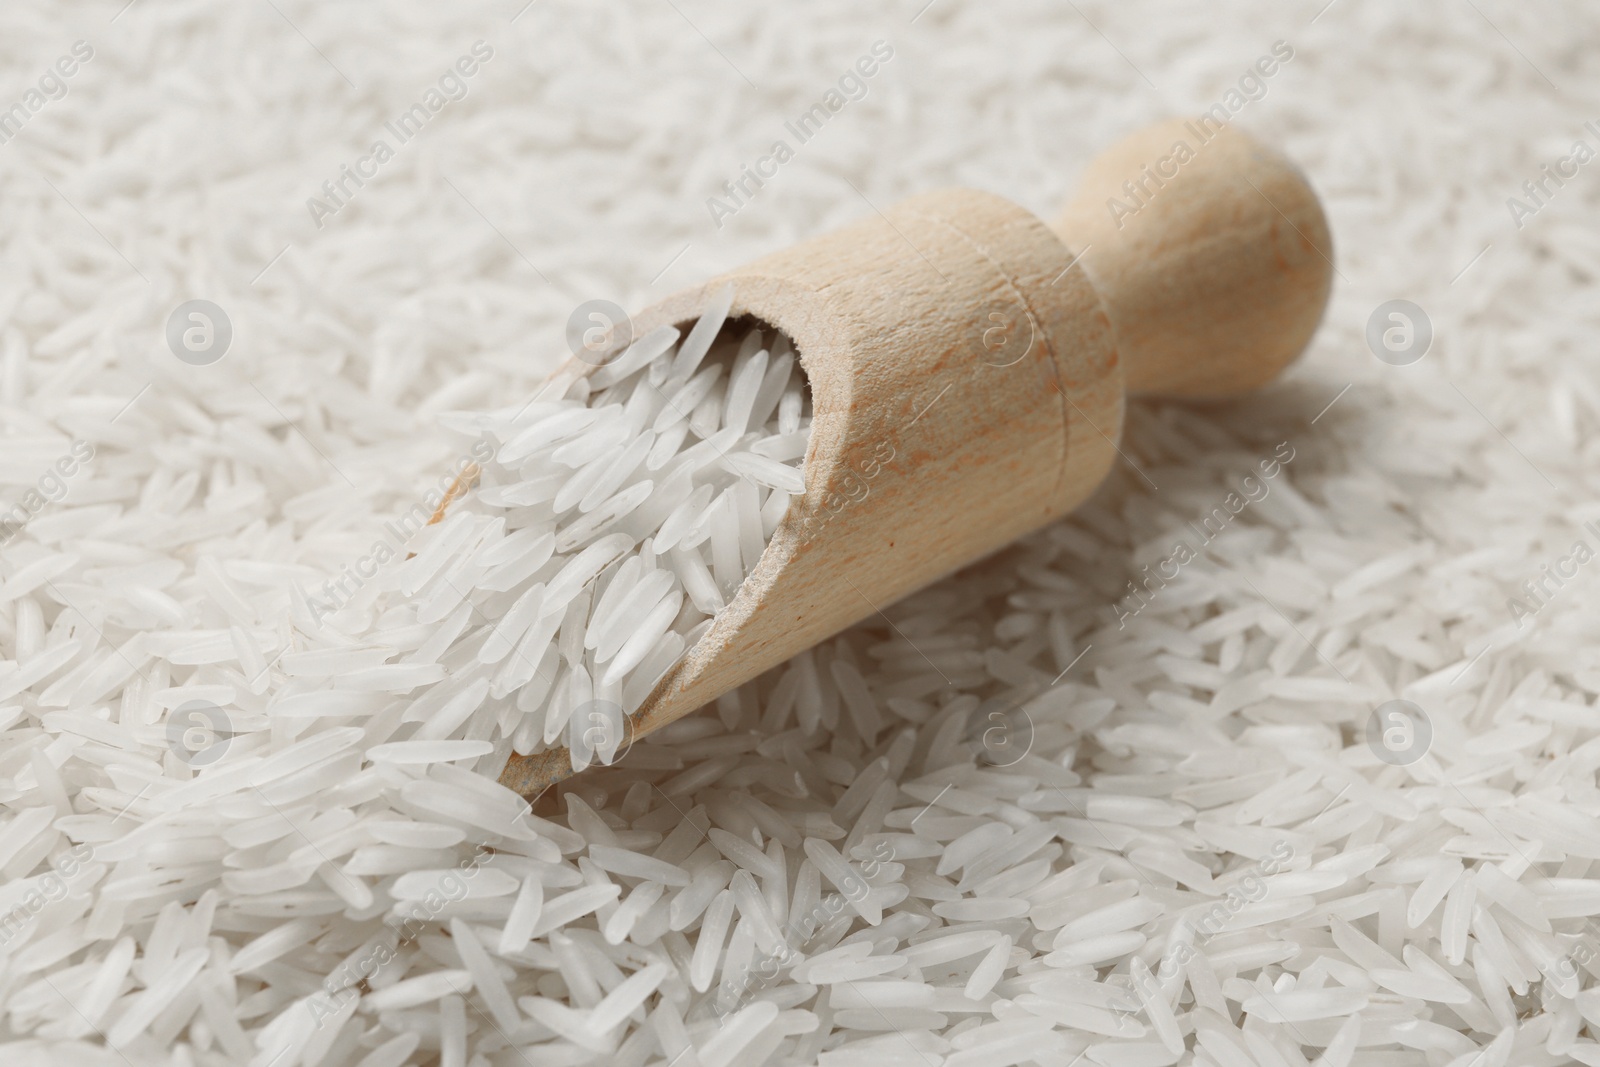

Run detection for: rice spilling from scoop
[[304, 283, 811, 776]]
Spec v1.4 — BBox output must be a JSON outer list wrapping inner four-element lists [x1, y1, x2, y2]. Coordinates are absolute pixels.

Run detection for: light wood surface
[[498, 120, 1332, 798]]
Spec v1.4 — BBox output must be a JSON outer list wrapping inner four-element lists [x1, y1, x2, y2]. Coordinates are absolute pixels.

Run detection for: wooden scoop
[[498, 117, 1333, 797]]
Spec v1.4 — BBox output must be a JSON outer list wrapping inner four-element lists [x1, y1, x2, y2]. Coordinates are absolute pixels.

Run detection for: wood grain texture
[[498, 121, 1332, 798]]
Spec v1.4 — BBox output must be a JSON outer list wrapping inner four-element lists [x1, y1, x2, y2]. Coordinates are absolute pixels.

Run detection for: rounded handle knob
[[1056, 118, 1333, 397]]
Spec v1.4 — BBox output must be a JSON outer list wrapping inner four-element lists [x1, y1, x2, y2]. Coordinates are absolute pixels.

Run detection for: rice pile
[[5, 1, 1600, 1065], [0, 292, 828, 1064]]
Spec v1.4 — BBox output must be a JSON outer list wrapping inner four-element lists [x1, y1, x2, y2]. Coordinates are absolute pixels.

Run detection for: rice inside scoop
[[396, 285, 811, 773]]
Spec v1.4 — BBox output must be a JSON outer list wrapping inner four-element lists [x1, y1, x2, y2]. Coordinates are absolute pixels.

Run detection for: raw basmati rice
[[1, 3, 1595, 1065]]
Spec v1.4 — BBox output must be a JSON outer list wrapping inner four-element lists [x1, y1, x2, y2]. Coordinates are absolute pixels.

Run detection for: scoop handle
[[1055, 118, 1333, 397]]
